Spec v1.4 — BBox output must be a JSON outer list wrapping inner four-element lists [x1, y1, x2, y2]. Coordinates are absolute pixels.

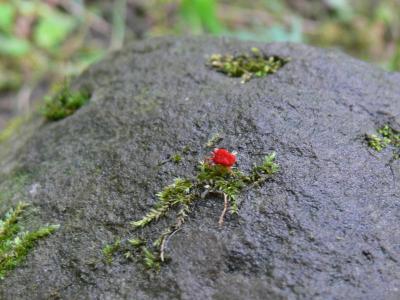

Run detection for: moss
[[0, 202, 59, 279], [103, 150, 279, 269], [182, 146, 191, 154], [107, 152, 280, 269], [102, 239, 121, 264], [142, 247, 161, 270], [43, 81, 91, 121], [131, 178, 193, 229], [128, 238, 144, 247], [378, 125, 400, 145], [366, 125, 400, 159], [367, 134, 388, 152], [208, 47, 289, 83], [249, 152, 280, 179], [171, 154, 182, 164]]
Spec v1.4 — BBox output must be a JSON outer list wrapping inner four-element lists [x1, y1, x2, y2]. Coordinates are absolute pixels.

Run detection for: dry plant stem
[[160, 228, 181, 262], [218, 193, 229, 227], [159, 201, 191, 261], [160, 237, 167, 262]]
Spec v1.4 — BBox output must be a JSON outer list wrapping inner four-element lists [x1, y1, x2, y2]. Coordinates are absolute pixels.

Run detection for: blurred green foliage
[[228, 18, 303, 43], [180, 0, 223, 34], [0, 35, 30, 57], [0, 1, 78, 57], [0, 0, 105, 93], [34, 9, 76, 50], [0, 2, 15, 33], [0, 0, 399, 130], [178, 0, 303, 43], [153, 0, 400, 71]]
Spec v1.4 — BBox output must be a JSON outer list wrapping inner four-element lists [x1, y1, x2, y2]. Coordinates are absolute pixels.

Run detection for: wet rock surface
[[0, 37, 399, 299]]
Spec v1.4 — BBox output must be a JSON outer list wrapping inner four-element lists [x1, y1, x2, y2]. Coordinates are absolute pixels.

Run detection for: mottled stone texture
[[0, 37, 399, 300]]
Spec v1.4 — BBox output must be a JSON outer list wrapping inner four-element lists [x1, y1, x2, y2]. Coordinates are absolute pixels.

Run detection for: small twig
[[160, 228, 182, 262], [159, 201, 192, 261], [218, 193, 228, 227], [160, 236, 167, 262]]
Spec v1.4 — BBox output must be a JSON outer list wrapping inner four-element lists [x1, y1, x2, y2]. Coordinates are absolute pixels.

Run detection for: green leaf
[[0, 34, 30, 56], [180, 0, 223, 34], [34, 11, 76, 50], [0, 3, 16, 33]]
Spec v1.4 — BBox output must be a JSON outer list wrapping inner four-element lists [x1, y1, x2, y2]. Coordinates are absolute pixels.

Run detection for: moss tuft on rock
[[0, 203, 59, 279], [43, 81, 91, 121], [366, 124, 400, 159], [208, 47, 288, 83], [107, 152, 279, 268]]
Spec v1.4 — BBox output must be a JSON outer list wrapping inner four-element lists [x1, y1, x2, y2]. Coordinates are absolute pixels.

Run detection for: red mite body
[[211, 148, 237, 168]]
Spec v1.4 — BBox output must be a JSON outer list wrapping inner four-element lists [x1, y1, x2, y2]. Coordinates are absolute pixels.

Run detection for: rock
[[0, 36, 399, 299]]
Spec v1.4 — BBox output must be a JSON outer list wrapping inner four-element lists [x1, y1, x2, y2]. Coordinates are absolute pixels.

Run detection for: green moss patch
[[0, 202, 59, 279], [102, 239, 121, 264], [43, 81, 91, 121], [366, 124, 400, 159], [208, 48, 289, 83], [104, 151, 279, 269], [170, 154, 182, 164]]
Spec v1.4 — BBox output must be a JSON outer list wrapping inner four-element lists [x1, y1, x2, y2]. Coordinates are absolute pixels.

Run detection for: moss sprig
[[366, 125, 400, 159], [105, 150, 279, 269], [208, 48, 289, 83], [43, 80, 90, 121], [102, 239, 121, 264], [0, 202, 59, 279], [131, 178, 193, 228]]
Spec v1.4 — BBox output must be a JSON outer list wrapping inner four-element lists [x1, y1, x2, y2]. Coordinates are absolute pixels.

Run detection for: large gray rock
[[0, 37, 399, 300]]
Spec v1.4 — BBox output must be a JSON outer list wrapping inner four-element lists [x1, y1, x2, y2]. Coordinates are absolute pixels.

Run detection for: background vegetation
[[0, 0, 399, 129]]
